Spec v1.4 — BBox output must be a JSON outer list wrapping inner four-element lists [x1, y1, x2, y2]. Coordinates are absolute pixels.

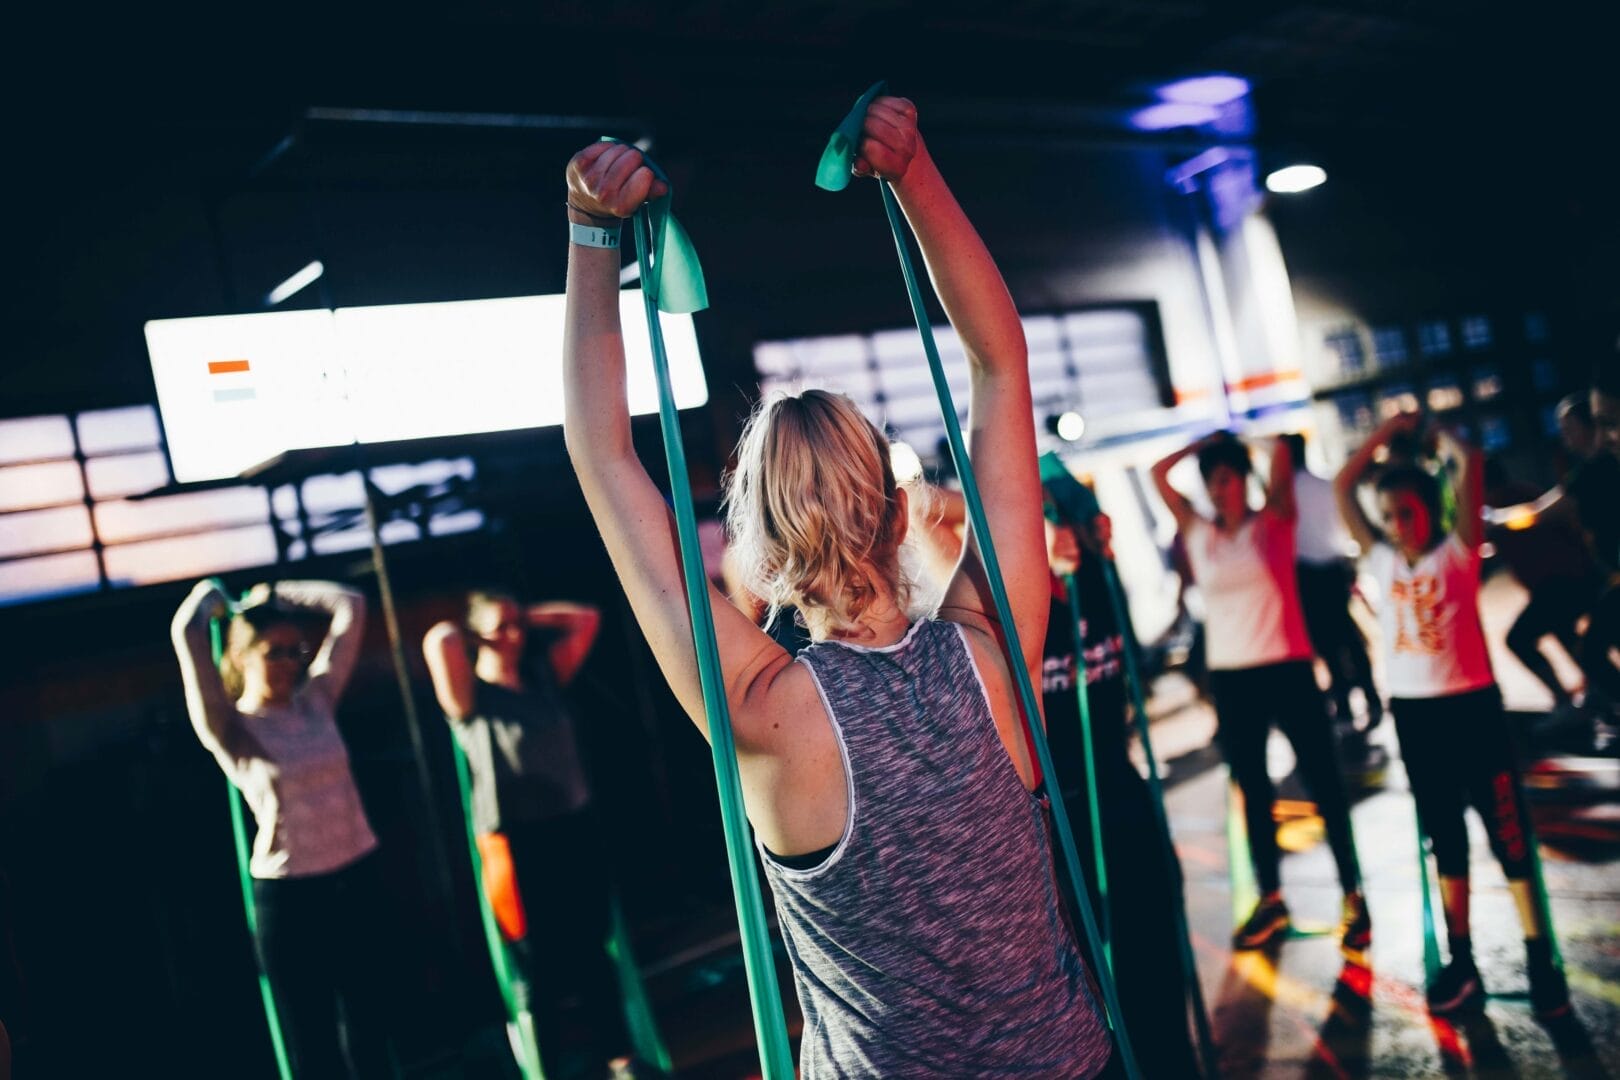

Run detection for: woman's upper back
[[760, 619, 1109, 1078]]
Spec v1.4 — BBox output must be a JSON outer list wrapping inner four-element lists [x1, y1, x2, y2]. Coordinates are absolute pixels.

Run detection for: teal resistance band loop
[[207, 580, 293, 1080], [1224, 779, 1258, 926], [628, 196, 795, 1079], [873, 181, 1140, 1080], [599, 138, 707, 315], [449, 739, 545, 1079], [1416, 808, 1563, 991], [1523, 810, 1565, 970], [1099, 560, 1220, 1078], [606, 895, 675, 1075], [815, 87, 1139, 1074], [1060, 574, 1113, 971], [1415, 811, 1444, 986]]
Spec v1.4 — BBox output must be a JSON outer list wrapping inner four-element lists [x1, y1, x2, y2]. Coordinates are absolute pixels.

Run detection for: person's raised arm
[[1436, 425, 1484, 549], [171, 579, 246, 758], [1333, 411, 1420, 554], [561, 142, 790, 750], [423, 620, 476, 722], [527, 601, 600, 686], [1150, 437, 1209, 534], [860, 98, 1043, 665], [267, 580, 366, 706], [1263, 435, 1297, 522]]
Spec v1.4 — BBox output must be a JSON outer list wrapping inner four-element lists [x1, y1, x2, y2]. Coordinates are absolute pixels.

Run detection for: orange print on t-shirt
[[1389, 575, 1446, 656]]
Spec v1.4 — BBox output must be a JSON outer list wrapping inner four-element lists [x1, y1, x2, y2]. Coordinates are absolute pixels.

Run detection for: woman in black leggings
[[1153, 433, 1368, 951], [1336, 413, 1568, 1019]]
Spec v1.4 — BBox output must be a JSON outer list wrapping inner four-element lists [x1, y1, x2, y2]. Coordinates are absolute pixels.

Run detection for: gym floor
[[644, 573, 1620, 1079]]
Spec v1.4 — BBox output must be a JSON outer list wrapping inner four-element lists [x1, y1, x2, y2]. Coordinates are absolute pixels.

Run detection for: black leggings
[[1297, 560, 1382, 724], [1505, 575, 1595, 703], [252, 853, 394, 1079], [1392, 686, 1534, 880], [1057, 686, 1201, 1080], [1210, 660, 1361, 895], [1582, 576, 1620, 706], [507, 810, 628, 1076]]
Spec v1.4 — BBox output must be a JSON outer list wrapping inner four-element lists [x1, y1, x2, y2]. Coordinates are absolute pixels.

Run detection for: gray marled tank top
[[761, 619, 1111, 1079]]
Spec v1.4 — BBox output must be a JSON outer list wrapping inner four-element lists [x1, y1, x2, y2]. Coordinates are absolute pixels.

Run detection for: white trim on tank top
[[760, 657, 858, 881]]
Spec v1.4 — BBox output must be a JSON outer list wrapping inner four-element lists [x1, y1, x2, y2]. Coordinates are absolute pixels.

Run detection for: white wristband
[[569, 221, 621, 249]]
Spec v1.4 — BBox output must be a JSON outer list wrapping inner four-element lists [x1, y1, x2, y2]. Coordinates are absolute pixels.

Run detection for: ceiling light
[[265, 260, 325, 306], [1055, 412, 1086, 442], [1157, 75, 1250, 106], [1264, 165, 1327, 194], [1129, 102, 1220, 131]]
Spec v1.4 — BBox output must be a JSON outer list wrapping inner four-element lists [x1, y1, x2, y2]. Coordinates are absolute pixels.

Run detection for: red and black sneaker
[[1232, 895, 1291, 950], [1427, 956, 1484, 1016]]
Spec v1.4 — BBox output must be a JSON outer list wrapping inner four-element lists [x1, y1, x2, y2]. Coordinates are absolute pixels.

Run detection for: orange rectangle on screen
[[207, 359, 251, 374]]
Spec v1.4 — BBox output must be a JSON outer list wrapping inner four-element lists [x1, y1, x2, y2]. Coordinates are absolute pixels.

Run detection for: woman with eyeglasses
[[171, 578, 393, 1078]]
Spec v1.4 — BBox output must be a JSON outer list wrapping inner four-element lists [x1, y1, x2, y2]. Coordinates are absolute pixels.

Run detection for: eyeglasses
[[263, 644, 312, 661]]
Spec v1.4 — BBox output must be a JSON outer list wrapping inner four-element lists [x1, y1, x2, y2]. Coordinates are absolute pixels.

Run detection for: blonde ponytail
[[724, 390, 911, 637]]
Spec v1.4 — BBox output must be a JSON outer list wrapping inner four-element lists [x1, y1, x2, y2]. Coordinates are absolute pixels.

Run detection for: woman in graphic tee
[[1152, 432, 1368, 951], [1335, 413, 1568, 1019]]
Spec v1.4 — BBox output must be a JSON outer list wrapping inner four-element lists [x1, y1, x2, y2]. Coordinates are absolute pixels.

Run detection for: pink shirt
[[1365, 535, 1495, 699], [1183, 511, 1313, 671]]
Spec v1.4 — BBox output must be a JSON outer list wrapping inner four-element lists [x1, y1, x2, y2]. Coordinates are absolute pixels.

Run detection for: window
[[1459, 315, 1492, 351], [1323, 326, 1367, 378], [0, 403, 483, 607], [1372, 327, 1408, 366], [1524, 312, 1549, 345], [1417, 320, 1452, 358], [754, 305, 1170, 461]]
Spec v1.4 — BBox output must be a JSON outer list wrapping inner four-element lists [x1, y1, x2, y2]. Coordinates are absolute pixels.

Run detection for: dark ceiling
[[7, 1, 1611, 414]]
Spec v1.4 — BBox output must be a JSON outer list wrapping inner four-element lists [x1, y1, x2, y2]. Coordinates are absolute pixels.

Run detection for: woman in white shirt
[[1153, 433, 1369, 952], [172, 578, 392, 1077], [1335, 413, 1568, 1020]]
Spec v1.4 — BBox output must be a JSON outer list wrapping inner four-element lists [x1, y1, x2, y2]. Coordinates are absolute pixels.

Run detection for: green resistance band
[[617, 148, 795, 1080], [1059, 574, 1112, 971], [1415, 807, 1562, 990], [448, 738, 544, 1079], [1222, 779, 1333, 940], [606, 895, 675, 1076], [1091, 527, 1221, 1078], [820, 82, 1141, 1080], [206, 580, 294, 1080]]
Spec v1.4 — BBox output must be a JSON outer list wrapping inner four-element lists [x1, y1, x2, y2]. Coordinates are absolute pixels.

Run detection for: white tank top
[[1365, 535, 1495, 699], [1183, 512, 1313, 671]]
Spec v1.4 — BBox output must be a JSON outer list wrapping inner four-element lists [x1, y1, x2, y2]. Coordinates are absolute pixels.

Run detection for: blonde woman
[[562, 97, 1112, 1077], [171, 578, 391, 1078]]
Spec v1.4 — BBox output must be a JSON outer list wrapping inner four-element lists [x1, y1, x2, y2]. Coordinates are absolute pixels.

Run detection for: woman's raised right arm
[[170, 579, 241, 757], [423, 620, 476, 722], [1151, 437, 1207, 534], [561, 142, 792, 751], [1333, 411, 1420, 554]]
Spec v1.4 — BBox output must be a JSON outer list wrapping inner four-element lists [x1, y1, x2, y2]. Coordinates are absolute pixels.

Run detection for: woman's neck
[[475, 649, 524, 691], [238, 685, 292, 711], [1215, 507, 1253, 533], [813, 597, 913, 648]]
